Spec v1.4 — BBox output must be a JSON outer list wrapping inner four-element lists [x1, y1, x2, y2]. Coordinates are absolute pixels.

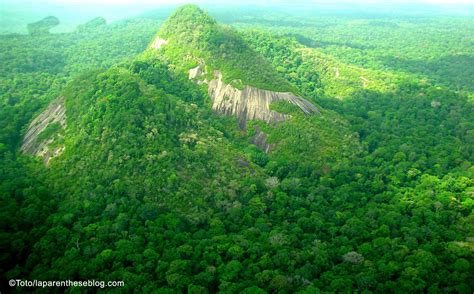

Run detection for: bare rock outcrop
[[21, 97, 66, 164], [250, 125, 274, 153], [189, 65, 319, 126], [188, 63, 208, 84], [188, 64, 319, 152], [150, 37, 168, 49]]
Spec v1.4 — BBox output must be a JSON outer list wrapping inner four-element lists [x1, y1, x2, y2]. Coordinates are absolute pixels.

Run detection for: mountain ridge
[[20, 4, 351, 164], [146, 4, 319, 126]]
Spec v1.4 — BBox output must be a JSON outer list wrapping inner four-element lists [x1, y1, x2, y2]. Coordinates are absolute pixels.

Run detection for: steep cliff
[[148, 4, 319, 130], [250, 125, 274, 153], [190, 66, 319, 126], [21, 97, 66, 164]]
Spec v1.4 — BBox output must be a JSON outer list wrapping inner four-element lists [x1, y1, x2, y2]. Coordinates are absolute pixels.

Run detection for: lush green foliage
[[1, 5, 473, 293], [234, 14, 474, 93], [154, 4, 295, 92], [0, 18, 160, 153], [243, 31, 474, 174]]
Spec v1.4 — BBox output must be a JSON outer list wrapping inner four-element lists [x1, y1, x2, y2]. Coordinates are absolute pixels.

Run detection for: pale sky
[[5, 0, 474, 5], [2, 0, 471, 34]]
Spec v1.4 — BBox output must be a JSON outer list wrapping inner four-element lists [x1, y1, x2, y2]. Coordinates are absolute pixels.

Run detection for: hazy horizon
[[1, 0, 473, 34], [4, 0, 474, 5]]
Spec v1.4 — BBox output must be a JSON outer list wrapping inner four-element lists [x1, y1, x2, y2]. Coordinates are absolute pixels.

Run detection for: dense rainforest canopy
[[0, 3, 473, 293]]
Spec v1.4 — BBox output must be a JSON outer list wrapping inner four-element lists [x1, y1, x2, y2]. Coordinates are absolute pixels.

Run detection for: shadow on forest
[[316, 82, 473, 162], [379, 54, 474, 91]]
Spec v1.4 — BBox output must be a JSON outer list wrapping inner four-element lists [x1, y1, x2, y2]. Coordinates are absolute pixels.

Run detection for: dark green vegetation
[[1, 4, 473, 293], [0, 17, 161, 154]]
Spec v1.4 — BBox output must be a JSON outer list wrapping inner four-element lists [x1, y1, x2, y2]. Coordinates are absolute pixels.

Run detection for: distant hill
[[76, 17, 107, 32], [27, 16, 59, 35]]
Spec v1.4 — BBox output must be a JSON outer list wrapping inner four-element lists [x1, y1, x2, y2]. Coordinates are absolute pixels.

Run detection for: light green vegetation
[[0, 4, 472, 293], [233, 14, 474, 93], [151, 5, 296, 92]]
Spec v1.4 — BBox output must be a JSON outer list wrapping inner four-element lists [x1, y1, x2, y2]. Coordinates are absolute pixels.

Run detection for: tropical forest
[[0, 0, 473, 293]]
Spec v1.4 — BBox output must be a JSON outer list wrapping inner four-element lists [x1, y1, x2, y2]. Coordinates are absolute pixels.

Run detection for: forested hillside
[[1, 4, 472, 293]]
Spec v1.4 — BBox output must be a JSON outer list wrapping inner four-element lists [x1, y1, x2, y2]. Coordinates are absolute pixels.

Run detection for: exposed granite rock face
[[190, 67, 319, 126], [188, 63, 208, 84], [250, 125, 274, 153], [188, 64, 319, 152], [21, 97, 66, 164]]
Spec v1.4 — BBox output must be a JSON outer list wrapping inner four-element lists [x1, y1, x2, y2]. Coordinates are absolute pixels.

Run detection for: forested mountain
[[1, 4, 472, 293]]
